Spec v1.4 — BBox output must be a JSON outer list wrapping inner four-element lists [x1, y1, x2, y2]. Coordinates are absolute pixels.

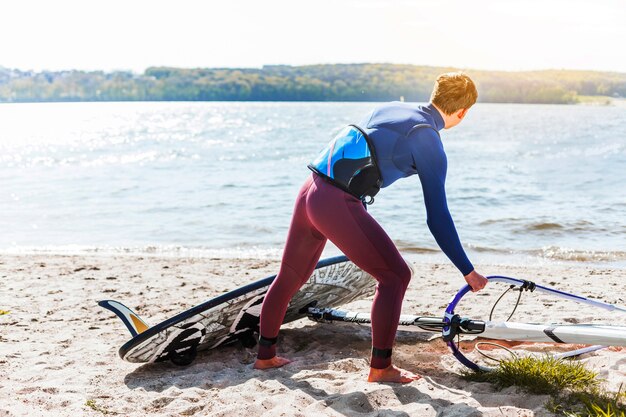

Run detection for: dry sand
[[1, 254, 625, 417]]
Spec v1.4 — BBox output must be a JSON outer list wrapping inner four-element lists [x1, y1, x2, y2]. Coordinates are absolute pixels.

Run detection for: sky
[[2, 0, 626, 74]]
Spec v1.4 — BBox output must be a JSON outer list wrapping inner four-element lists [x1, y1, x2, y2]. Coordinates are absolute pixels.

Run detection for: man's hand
[[464, 270, 488, 292]]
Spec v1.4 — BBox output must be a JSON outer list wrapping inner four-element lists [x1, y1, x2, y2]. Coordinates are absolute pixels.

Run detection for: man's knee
[[374, 259, 413, 290], [397, 259, 414, 289]]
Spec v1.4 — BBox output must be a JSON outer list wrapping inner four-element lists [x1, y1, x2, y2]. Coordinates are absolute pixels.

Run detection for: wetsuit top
[[361, 102, 474, 275]]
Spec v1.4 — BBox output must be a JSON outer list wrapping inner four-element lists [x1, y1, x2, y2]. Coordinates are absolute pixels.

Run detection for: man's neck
[[430, 103, 449, 129]]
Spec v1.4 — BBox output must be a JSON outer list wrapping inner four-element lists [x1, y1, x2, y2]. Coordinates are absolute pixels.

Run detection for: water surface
[[1, 102, 624, 266]]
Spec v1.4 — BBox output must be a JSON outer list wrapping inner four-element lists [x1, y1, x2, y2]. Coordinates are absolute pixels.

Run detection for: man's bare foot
[[367, 365, 422, 383], [253, 356, 292, 370]]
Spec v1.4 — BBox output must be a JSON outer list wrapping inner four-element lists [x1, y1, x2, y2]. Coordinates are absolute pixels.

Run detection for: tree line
[[1, 64, 624, 104]]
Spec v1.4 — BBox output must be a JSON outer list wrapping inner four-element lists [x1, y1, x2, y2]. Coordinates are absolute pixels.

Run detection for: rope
[[474, 341, 519, 363], [455, 280, 535, 365]]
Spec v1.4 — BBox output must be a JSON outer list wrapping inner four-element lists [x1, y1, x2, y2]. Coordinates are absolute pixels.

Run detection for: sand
[[1, 254, 625, 417]]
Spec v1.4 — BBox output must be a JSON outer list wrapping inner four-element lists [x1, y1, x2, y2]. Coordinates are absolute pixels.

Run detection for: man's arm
[[410, 129, 474, 276]]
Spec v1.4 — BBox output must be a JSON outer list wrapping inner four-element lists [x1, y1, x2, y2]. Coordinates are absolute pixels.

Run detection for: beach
[[1, 253, 624, 417]]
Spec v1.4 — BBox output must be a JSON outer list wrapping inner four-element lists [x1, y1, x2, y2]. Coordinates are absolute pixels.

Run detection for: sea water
[[0, 101, 624, 266]]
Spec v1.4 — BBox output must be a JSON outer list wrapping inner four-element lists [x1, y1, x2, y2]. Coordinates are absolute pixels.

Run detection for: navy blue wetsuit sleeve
[[411, 129, 474, 276]]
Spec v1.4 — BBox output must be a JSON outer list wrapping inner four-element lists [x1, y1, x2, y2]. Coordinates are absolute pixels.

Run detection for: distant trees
[[0, 64, 624, 104]]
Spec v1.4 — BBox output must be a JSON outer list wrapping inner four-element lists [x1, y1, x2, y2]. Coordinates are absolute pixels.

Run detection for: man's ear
[[457, 108, 468, 120]]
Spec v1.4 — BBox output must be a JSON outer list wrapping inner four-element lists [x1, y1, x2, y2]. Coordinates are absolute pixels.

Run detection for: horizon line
[[2, 63, 626, 76]]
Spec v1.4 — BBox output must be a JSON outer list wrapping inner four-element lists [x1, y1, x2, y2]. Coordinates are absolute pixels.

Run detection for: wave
[[393, 241, 440, 254], [480, 218, 621, 236], [525, 222, 564, 231], [0, 245, 283, 259], [533, 246, 626, 263], [457, 244, 626, 264]]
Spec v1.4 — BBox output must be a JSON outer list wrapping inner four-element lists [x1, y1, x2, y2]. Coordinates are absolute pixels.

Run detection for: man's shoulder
[[407, 125, 445, 156], [367, 102, 426, 132], [407, 124, 440, 140], [372, 101, 414, 114]]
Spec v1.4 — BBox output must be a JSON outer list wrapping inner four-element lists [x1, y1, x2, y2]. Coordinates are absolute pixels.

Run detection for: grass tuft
[[85, 399, 110, 415], [0, 310, 9, 315], [462, 355, 599, 395], [462, 356, 626, 416]]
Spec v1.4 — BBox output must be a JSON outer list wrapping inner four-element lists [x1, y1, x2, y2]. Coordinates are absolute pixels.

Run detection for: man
[[254, 72, 488, 383]]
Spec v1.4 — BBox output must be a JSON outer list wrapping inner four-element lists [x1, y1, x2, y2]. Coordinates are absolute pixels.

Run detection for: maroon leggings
[[258, 174, 412, 369]]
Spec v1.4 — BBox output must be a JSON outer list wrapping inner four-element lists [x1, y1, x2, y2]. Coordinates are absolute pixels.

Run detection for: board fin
[[98, 300, 150, 337]]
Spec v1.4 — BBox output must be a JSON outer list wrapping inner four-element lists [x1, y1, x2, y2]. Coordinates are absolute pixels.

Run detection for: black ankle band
[[258, 335, 278, 347], [372, 347, 392, 358]]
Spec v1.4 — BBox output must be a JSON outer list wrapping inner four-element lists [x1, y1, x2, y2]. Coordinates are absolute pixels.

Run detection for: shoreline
[[2, 243, 625, 269], [1, 98, 624, 106], [1, 253, 625, 416]]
